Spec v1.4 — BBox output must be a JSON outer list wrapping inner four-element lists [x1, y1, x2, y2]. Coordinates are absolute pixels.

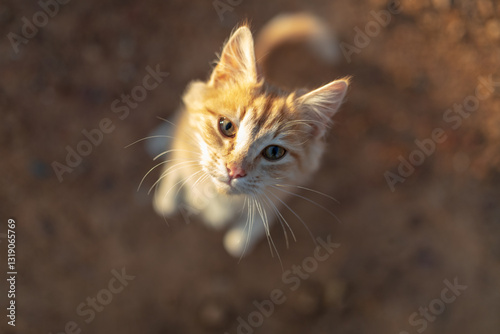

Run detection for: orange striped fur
[[153, 17, 349, 257]]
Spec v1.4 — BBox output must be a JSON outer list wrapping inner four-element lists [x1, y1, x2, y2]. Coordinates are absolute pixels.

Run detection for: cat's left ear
[[209, 26, 258, 87], [295, 78, 349, 137]]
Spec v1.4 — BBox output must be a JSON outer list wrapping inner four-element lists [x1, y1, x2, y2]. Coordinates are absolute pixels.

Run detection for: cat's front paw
[[223, 228, 250, 257], [223, 214, 273, 257]]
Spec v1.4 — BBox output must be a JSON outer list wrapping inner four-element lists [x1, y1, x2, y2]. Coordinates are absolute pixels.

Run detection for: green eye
[[262, 145, 286, 161], [219, 117, 236, 137]]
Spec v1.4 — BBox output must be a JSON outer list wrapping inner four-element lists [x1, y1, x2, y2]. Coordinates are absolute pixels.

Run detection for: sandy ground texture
[[1, 0, 500, 333]]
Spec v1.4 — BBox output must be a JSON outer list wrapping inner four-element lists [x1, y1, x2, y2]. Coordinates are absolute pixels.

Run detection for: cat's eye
[[219, 117, 237, 138], [262, 145, 286, 161]]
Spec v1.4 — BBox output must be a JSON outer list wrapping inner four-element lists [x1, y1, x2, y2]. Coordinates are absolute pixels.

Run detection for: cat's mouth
[[213, 176, 246, 195]]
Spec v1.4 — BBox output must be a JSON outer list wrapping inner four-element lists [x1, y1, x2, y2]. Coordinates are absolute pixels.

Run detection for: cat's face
[[182, 26, 348, 196], [192, 83, 312, 195]]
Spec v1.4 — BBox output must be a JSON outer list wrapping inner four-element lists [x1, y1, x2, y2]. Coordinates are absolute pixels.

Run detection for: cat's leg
[[201, 197, 238, 229], [149, 113, 181, 216], [151, 111, 200, 217], [223, 189, 292, 257], [152, 162, 184, 216], [223, 201, 276, 257], [191, 184, 242, 229]]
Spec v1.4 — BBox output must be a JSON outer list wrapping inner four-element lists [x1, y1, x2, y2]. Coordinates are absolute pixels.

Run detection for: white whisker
[[171, 169, 205, 200], [153, 149, 202, 161], [191, 173, 209, 190], [157, 116, 200, 147], [270, 185, 342, 224], [262, 191, 297, 248], [137, 158, 183, 191], [274, 184, 340, 204], [267, 191, 317, 246], [148, 161, 200, 194], [238, 198, 254, 263], [158, 169, 204, 218], [124, 135, 177, 149], [255, 196, 283, 268]]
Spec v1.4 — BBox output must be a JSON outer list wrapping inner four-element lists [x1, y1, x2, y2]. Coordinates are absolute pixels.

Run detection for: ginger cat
[[151, 14, 349, 257]]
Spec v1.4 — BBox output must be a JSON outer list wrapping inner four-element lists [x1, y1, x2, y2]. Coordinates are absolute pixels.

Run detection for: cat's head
[[182, 25, 348, 196]]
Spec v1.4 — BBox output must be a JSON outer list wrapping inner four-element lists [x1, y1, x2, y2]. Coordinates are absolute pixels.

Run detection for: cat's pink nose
[[227, 164, 246, 179]]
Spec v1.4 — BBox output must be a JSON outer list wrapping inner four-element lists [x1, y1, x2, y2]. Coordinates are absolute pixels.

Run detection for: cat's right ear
[[208, 26, 258, 87], [295, 78, 349, 137]]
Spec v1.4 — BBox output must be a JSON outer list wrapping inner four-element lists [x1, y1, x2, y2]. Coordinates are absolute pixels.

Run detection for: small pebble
[[100, 175, 115, 190], [485, 20, 500, 41], [118, 36, 136, 59], [82, 45, 102, 64], [476, 0, 494, 19], [368, 0, 388, 8], [41, 219, 56, 236], [431, 0, 451, 11], [416, 247, 437, 268], [198, 299, 229, 330], [30, 159, 50, 179], [446, 15, 466, 42], [453, 152, 471, 173], [418, 11, 441, 33], [403, 0, 430, 15], [292, 282, 324, 316], [324, 279, 347, 308]]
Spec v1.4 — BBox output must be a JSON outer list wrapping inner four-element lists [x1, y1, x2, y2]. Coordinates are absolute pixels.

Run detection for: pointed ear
[[295, 78, 349, 137], [209, 26, 258, 87]]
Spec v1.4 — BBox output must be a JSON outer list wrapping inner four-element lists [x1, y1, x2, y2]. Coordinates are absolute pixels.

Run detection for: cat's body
[[152, 14, 349, 257]]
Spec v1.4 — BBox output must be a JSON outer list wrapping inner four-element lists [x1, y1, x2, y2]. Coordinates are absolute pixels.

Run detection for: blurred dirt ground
[[1, 0, 500, 333]]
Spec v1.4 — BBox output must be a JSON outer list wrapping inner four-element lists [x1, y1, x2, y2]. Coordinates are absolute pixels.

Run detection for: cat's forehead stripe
[[241, 93, 278, 129], [254, 96, 274, 130], [238, 106, 249, 121]]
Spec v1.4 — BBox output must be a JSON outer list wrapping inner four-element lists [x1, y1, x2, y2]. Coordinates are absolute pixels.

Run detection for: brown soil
[[1, 0, 500, 333]]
